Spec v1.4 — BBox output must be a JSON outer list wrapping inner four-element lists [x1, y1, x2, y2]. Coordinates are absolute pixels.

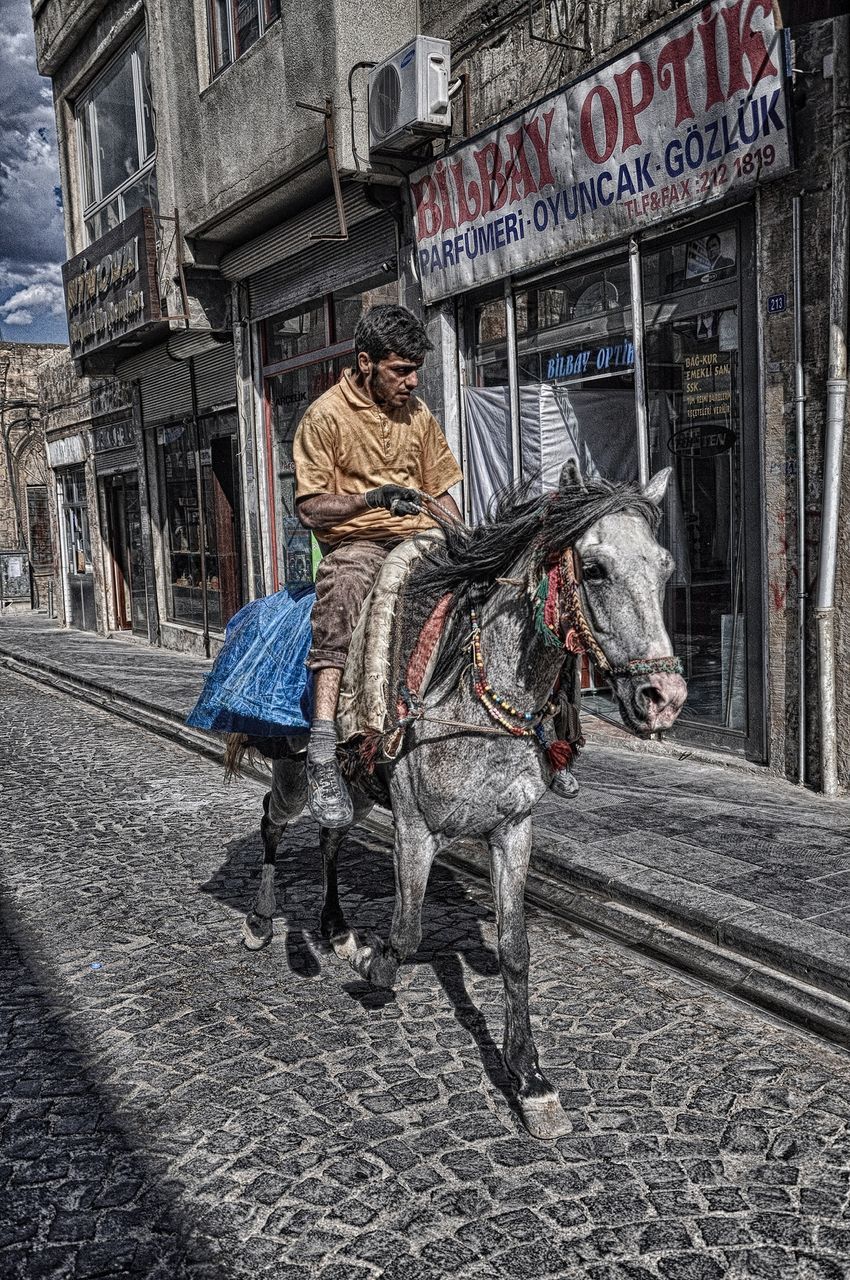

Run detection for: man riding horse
[[294, 303, 576, 828], [294, 304, 464, 828]]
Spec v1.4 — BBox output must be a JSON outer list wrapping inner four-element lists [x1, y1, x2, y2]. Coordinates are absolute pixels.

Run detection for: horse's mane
[[418, 473, 662, 610]]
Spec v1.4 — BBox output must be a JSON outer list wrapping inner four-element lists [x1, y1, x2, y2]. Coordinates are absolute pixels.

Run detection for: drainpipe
[[816, 15, 850, 795], [792, 195, 807, 785], [628, 237, 651, 487]]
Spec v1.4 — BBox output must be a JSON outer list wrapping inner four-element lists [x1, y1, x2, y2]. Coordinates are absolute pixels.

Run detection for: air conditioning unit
[[368, 37, 451, 154]]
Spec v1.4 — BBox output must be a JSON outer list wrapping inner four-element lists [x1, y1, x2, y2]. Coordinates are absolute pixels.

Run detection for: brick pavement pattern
[[1, 665, 850, 1279]]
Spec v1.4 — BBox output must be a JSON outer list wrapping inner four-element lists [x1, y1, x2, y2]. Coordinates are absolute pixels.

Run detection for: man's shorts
[[307, 539, 400, 671]]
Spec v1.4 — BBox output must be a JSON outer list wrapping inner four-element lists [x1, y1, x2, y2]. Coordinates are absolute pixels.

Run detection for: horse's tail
[[224, 732, 249, 779]]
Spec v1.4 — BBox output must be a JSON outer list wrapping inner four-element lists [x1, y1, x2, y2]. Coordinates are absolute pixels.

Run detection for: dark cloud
[[0, 0, 67, 342]]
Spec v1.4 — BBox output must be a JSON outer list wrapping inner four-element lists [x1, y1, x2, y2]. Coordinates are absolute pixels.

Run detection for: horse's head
[[556, 465, 687, 735]]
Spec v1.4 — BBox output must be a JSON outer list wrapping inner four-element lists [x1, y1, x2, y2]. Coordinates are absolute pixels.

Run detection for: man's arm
[[432, 491, 462, 522], [296, 493, 368, 531], [297, 484, 425, 530]]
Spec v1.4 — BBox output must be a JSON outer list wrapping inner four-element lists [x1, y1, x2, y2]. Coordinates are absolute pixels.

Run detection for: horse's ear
[[643, 467, 672, 506], [558, 459, 585, 493]]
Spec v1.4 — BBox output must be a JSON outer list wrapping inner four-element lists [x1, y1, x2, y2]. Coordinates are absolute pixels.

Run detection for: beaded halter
[[538, 547, 684, 679], [468, 545, 683, 753]]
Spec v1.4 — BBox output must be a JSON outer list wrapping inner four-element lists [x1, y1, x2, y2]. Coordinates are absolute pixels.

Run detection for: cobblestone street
[[2, 665, 850, 1280]]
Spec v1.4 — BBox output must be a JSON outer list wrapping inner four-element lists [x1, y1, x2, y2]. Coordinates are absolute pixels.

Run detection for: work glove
[[364, 484, 422, 516]]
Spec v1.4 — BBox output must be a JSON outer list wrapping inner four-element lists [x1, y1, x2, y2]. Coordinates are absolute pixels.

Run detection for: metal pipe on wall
[[628, 237, 651, 488], [816, 14, 850, 796], [504, 280, 523, 484], [792, 195, 807, 786]]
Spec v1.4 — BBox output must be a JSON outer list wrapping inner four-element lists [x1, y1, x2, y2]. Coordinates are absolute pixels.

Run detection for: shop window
[[159, 417, 243, 632], [76, 33, 157, 245], [643, 226, 745, 733], [26, 486, 52, 570], [59, 467, 92, 576], [207, 0, 281, 75], [515, 261, 638, 484]]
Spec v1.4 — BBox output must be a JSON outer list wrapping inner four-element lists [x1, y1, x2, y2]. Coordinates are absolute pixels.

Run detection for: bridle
[[536, 547, 684, 680]]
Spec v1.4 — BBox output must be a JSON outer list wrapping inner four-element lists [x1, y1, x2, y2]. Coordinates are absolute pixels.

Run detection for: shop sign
[[545, 339, 634, 380], [46, 434, 86, 468], [92, 421, 134, 453], [410, 0, 792, 304], [62, 207, 161, 357], [669, 424, 737, 456], [682, 350, 734, 420]]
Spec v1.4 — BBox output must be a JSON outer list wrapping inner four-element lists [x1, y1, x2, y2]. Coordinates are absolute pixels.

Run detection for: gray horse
[[241, 467, 686, 1140]]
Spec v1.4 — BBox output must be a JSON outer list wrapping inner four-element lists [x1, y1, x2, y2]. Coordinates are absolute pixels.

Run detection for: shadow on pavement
[[0, 895, 222, 1279], [200, 817, 516, 1107]]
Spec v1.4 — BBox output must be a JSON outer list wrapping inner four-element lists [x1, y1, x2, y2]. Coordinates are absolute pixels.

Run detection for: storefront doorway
[[462, 211, 763, 761], [57, 464, 96, 631], [103, 473, 148, 635], [158, 413, 244, 636]]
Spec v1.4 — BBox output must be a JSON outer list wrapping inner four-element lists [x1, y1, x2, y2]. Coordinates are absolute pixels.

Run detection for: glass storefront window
[[462, 214, 756, 752], [471, 295, 508, 388], [159, 416, 243, 632], [59, 466, 92, 576], [515, 261, 638, 484], [643, 227, 745, 733], [267, 359, 346, 588], [333, 274, 400, 344], [263, 303, 328, 366]]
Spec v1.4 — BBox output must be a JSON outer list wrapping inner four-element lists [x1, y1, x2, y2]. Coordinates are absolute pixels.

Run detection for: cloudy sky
[[0, 0, 68, 345]]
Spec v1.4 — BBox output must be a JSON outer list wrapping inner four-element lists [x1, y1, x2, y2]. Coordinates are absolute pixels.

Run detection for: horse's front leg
[[489, 817, 570, 1141], [242, 754, 307, 950], [349, 820, 439, 989]]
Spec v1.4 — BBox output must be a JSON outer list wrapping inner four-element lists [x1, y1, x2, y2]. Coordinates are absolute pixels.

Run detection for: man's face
[[706, 235, 721, 261], [358, 350, 422, 409]]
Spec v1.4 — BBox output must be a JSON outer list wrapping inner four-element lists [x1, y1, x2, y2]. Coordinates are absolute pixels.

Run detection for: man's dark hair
[[354, 304, 432, 363]]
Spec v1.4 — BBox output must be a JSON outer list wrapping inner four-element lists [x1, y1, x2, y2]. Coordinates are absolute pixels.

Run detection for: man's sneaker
[[550, 768, 580, 799], [306, 757, 354, 829]]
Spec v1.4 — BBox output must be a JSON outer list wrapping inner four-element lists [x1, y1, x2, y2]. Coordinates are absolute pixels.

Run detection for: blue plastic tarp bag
[[186, 584, 315, 737]]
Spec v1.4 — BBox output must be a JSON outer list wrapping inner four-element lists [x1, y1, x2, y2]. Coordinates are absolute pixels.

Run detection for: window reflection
[[643, 226, 745, 732]]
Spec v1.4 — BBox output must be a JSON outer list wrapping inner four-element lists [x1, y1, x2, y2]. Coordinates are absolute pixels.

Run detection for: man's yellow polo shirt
[[293, 371, 463, 546]]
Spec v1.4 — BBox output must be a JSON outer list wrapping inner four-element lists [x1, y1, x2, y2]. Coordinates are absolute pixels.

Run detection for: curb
[[3, 646, 848, 1052]]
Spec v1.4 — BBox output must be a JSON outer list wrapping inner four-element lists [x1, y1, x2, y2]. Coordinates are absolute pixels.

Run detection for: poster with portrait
[[685, 232, 738, 283]]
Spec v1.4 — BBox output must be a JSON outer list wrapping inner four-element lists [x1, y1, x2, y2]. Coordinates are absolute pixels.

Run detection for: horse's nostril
[[643, 683, 666, 708]]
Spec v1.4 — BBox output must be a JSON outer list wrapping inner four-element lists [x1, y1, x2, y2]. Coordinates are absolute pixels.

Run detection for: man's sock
[[308, 718, 338, 765]]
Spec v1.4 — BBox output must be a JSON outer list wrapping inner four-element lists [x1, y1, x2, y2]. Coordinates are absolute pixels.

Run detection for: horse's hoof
[[241, 913, 272, 950], [518, 1093, 571, 1141], [332, 930, 359, 961], [350, 944, 373, 980]]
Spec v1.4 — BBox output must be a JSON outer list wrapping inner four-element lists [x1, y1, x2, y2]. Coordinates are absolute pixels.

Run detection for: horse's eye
[[583, 563, 607, 583]]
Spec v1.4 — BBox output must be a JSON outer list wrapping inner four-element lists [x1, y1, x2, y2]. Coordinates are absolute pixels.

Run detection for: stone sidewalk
[[1, 610, 848, 1045]]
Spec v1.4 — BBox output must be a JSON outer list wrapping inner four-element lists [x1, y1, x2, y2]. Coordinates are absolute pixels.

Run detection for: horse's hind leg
[[242, 754, 307, 950], [320, 826, 350, 949], [489, 817, 570, 1141]]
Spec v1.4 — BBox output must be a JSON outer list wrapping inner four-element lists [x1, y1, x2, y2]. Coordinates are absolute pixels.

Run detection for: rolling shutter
[[246, 213, 398, 322]]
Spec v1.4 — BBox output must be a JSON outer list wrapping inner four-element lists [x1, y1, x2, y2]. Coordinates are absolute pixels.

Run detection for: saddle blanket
[[338, 530, 448, 749]]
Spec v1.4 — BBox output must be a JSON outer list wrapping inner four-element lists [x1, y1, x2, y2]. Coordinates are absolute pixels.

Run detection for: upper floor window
[[208, 0, 281, 76], [76, 33, 157, 245]]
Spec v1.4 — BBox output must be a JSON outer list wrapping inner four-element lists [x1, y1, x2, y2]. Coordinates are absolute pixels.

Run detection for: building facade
[[0, 342, 65, 612], [32, 0, 850, 791]]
